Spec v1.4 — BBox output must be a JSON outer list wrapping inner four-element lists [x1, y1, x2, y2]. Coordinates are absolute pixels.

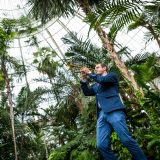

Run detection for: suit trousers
[[96, 110, 147, 160]]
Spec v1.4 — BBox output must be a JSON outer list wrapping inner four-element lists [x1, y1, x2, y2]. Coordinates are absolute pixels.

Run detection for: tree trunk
[[71, 85, 84, 112], [2, 62, 18, 160], [43, 133, 49, 160]]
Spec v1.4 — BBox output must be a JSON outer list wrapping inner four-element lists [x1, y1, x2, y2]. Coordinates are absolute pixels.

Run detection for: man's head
[[95, 63, 108, 75]]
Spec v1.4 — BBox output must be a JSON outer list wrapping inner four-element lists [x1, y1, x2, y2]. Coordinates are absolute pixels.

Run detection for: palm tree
[[27, 0, 144, 96], [88, 0, 160, 46], [128, 2, 160, 47]]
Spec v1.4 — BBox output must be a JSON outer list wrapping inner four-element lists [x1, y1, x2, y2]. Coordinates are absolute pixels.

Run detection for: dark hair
[[100, 63, 108, 71]]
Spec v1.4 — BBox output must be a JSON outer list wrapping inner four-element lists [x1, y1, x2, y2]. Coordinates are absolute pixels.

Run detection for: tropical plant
[[86, 0, 160, 46]]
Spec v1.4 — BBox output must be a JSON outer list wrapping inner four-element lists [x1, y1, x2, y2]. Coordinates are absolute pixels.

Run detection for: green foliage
[[85, 0, 160, 45], [33, 47, 58, 78], [49, 137, 80, 160], [0, 70, 5, 90], [0, 3, 160, 159], [85, 0, 142, 32], [17, 16, 39, 36], [128, 0, 160, 44], [111, 132, 131, 160], [70, 150, 95, 160], [48, 114, 97, 160], [49, 150, 67, 160], [130, 53, 160, 87], [0, 18, 23, 77], [28, 0, 77, 24], [62, 31, 110, 70], [28, 0, 103, 24]]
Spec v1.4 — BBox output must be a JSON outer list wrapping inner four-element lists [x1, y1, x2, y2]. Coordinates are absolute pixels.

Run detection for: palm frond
[[28, 0, 77, 24], [86, 0, 143, 31], [130, 53, 160, 86], [62, 32, 110, 69], [126, 52, 153, 66]]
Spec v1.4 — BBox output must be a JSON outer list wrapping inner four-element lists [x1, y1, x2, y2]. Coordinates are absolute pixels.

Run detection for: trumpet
[[66, 62, 94, 72]]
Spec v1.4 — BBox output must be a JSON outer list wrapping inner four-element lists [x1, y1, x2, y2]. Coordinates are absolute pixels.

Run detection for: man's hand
[[80, 67, 91, 74], [80, 70, 87, 81], [80, 67, 91, 81], [80, 74, 87, 81]]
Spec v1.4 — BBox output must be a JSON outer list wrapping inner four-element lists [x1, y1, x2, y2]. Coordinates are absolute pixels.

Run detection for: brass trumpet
[[66, 62, 94, 73]]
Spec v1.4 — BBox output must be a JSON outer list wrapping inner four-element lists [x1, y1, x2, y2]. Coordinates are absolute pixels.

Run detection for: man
[[80, 63, 147, 160]]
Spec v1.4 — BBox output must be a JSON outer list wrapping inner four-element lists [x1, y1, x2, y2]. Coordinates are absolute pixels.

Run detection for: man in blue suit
[[80, 63, 147, 160]]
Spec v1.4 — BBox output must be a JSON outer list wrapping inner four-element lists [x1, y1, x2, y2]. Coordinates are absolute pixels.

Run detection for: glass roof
[[0, 0, 28, 19]]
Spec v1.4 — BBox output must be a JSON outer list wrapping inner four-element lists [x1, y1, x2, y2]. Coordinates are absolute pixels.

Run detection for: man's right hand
[[80, 70, 87, 81]]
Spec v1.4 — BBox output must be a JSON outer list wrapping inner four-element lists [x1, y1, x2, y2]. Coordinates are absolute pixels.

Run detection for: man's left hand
[[80, 67, 91, 74]]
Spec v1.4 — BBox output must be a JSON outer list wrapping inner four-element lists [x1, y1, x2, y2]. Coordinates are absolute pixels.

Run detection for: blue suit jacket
[[80, 72, 125, 117]]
